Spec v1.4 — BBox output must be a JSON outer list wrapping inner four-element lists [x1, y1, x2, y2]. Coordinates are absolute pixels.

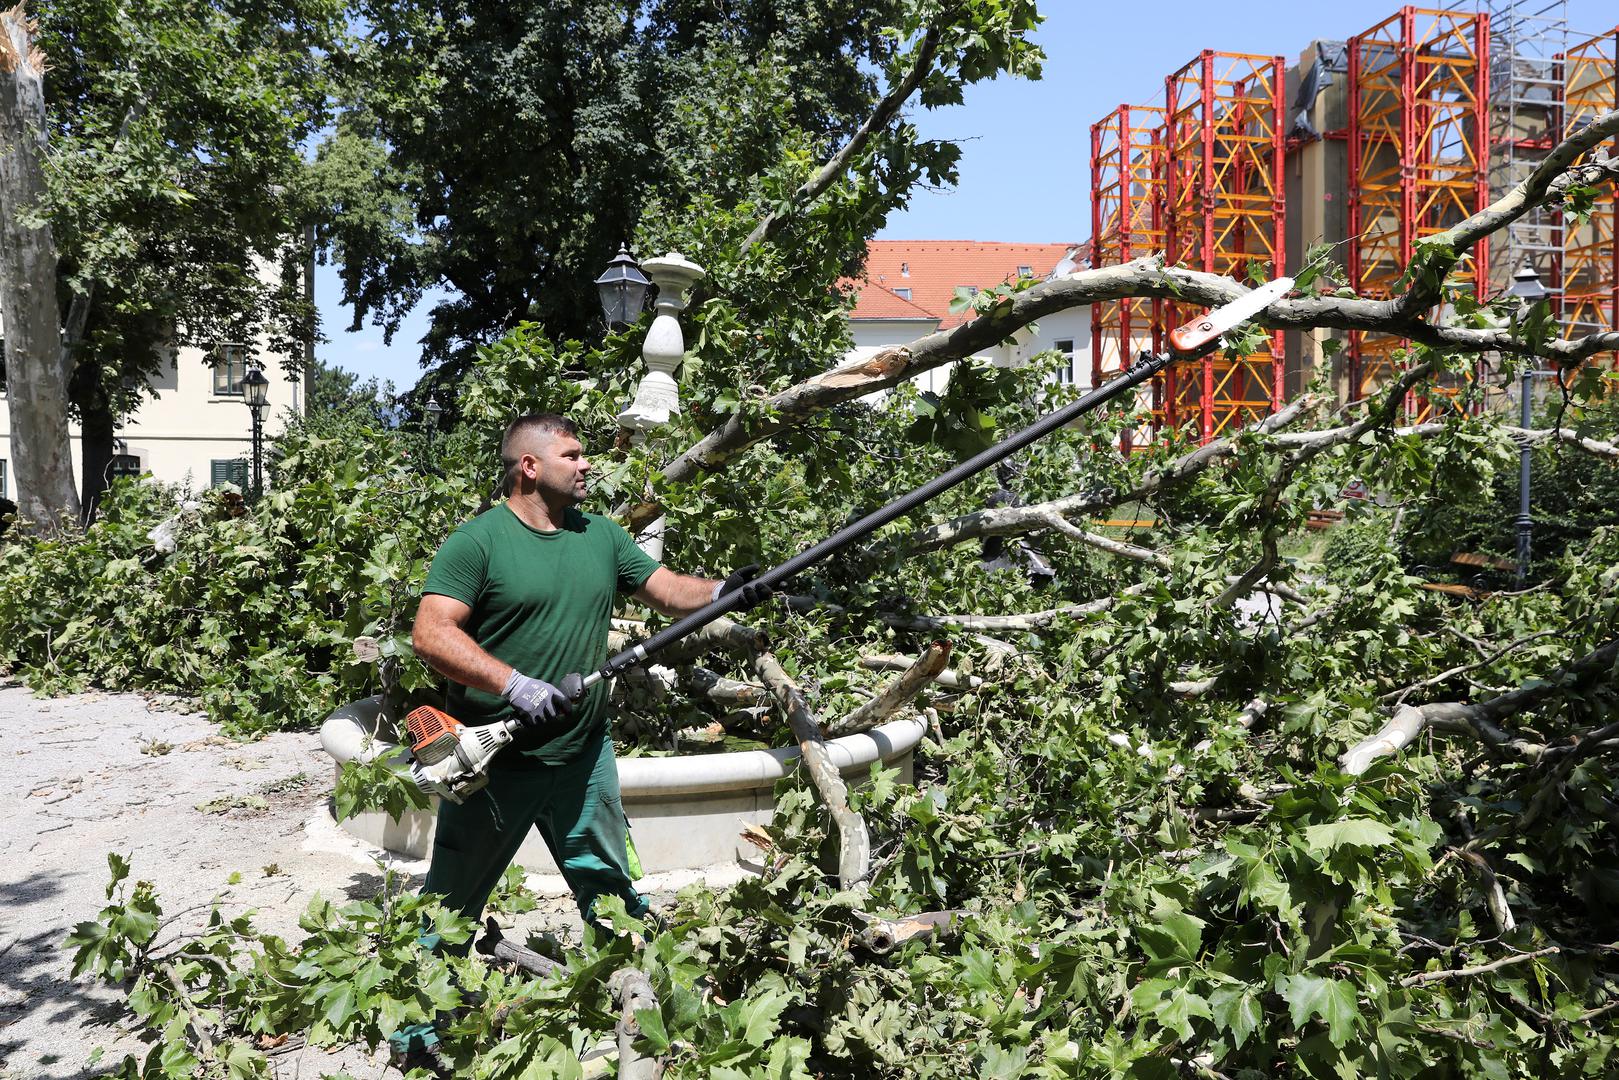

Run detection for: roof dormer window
[[894, 287, 912, 300]]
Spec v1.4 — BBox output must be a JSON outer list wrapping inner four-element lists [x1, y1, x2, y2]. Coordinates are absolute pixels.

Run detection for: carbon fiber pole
[[561, 347, 1176, 699]]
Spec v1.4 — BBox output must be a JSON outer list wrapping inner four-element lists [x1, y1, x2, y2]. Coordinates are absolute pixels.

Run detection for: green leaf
[[635, 1007, 670, 1054], [1152, 989, 1212, 1040], [1209, 984, 1263, 1049], [1279, 973, 1361, 1048], [735, 988, 790, 1046], [1302, 818, 1397, 854], [318, 983, 357, 1032]]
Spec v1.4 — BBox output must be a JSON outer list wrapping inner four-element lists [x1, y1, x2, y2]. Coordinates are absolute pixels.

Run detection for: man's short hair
[[499, 413, 579, 495]]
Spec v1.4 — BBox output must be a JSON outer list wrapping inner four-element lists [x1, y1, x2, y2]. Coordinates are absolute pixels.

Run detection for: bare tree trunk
[[0, 7, 79, 529]]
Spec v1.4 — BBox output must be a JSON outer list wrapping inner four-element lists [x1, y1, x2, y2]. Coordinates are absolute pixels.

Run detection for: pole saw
[[405, 276, 1292, 802]]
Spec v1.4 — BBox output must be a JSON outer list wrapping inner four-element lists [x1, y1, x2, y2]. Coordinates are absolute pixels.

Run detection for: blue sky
[[314, 0, 1617, 389]]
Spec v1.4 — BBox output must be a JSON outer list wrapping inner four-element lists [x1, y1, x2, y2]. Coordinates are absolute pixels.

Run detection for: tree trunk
[[74, 366, 115, 522], [0, 7, 79, 529]]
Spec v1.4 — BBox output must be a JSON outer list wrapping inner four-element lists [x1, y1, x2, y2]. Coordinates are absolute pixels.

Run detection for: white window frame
[[1053, 339, 1076, 385]]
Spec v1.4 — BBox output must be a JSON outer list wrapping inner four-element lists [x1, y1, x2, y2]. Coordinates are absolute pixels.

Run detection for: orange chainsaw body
[[406, 705, 464, 766]]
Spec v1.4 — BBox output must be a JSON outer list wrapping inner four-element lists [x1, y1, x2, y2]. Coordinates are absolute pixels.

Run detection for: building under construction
[[1089, 1, 1618, 443]]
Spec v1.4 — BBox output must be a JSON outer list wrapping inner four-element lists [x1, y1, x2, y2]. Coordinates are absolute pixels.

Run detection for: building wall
[[0, 337, 308, 500], [845, 307, 1093, 399]]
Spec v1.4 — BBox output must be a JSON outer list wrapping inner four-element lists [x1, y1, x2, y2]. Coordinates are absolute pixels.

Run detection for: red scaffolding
[[1160, 50, 1287, 443], [1347, 7, 1491, 405], [1089, 104, 1165, 442], [1560, 26, 1618, 365]]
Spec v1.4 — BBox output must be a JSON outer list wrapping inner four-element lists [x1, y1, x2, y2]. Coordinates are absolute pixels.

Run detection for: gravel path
[[0, 683, 591, 1079]]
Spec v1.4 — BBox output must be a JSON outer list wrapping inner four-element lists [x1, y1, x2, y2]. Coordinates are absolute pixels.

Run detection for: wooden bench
[[1305, 508, 1345, 530], [1450, 551, 1515, 573]]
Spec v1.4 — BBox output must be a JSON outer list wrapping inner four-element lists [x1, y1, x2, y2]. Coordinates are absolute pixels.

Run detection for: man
[[411, 412, 771, 940]]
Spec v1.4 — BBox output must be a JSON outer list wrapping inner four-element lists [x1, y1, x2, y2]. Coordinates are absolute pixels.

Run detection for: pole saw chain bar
[[559, 276, 1296, 701]]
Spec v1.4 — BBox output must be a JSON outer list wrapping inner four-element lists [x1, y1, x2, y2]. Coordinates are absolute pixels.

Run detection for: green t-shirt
[[421, 503, 661, 766]]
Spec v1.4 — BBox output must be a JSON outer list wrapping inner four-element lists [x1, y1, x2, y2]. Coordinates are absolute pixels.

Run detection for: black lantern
[[1507, 261, 1549, 304], [424, 397, 443, 427], [594, 243, 651, 329], [242, 364, 270, 501]]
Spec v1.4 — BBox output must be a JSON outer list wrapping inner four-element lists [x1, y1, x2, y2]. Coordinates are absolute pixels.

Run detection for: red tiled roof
[[847, 240, 1081, 329]]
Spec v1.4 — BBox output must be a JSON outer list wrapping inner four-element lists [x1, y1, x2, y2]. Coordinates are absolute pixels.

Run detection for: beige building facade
[[0, 335, 309, 502]]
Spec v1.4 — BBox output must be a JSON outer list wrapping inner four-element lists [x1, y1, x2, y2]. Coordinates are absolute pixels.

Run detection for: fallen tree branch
[[1455, 849, 1517, 934], [856, 909, 967, 956], [1384, 629, 1560, 706], [684, 665, 765, 706], [1039, 512, 1172, 569], [1511, 426, 1619, 461], [629, 113, 1619, 534], [1340, 637, 1619, 774], [650, 616, 767, 665], [476, 919, 566, 980], [1400, 946, 1559, 987], [753, 649, 871, 889], [878, 589, 1133, 633], [609, 967, 662, 1080], [906, 393, 1321, 554], [826, 641, 951, 736], [161, 961, 216, 1062], [860, 652, 981, 689]]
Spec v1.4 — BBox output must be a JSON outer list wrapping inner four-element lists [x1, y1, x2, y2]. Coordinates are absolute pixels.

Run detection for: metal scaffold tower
[[1560, 25, 1618, 363], [1347, 7, 1491, 404], [1160, 50, 1286, 444], [1089, 104, 1165, 440], [1480, 0, 1569, 293]]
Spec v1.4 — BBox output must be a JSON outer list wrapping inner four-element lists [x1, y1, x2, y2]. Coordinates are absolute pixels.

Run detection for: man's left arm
[[634, 567, 723, 617]]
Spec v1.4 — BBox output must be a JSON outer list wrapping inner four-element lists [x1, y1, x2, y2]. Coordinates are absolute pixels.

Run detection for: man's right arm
[[412, 593, 512, 697]]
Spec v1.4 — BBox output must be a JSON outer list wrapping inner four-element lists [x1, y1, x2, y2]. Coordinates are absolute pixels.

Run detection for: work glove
[[713, 563, 775, 611], [503, 670, 574, 730]]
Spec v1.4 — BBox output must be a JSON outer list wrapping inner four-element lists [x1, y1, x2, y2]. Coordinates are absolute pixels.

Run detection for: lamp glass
[[594, 243, 651, 328], [243, 366, 270, 408]]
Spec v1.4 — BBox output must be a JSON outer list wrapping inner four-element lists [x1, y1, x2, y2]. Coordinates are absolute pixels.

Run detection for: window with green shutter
[[0, 458, 7, 499], [210, 459, 248, 489]]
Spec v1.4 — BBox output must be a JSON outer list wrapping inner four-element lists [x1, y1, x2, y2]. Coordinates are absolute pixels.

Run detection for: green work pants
[[421, 732, 645, 951]]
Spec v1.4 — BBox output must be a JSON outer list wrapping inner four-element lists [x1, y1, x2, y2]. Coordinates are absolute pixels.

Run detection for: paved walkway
[[0, 683, 587, 1078]]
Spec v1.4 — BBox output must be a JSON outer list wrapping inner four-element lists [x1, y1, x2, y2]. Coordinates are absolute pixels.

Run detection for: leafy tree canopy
[[26, 0, 341, 505], [314, 0, 1040, 386]]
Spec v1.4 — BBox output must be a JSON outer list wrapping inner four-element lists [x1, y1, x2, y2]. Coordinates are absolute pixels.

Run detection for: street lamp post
[[596, 246, 705, 561], [1505, 261, 1551, 586], [242, 364, 270, 502], [424, 396, 443, 466]]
